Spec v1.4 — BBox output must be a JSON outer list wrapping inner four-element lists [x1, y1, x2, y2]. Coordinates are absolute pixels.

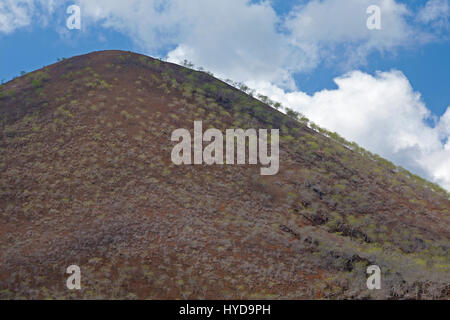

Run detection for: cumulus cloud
[[248, 71, 450, 191], [76, 0, 308, 89], [285, 0, 421, 69], [166, 0, 312, 89]]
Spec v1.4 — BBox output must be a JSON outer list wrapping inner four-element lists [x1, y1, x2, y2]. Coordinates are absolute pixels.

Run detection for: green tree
[[273, 102, 282, 110], [182, 59, 194, 68], [286, 107, 300, 120]]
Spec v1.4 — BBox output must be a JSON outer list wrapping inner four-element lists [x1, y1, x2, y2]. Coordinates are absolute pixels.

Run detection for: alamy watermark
[[64, 4, 379, 31], [171, 121, 280, 176], [367, 5, 381, 30], [66, 5, 81, 30], [366, 265, 381, 290], [66, 265, 81, 290]]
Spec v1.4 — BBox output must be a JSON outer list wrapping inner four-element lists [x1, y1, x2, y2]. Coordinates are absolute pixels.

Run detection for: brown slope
[[0, 50, 449, 300]]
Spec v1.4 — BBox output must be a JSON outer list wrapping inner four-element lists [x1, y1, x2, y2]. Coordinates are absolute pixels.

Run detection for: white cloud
[[248, 71, 450, 191], [418, 0, 449, 23], [417, 0, 450, 32], [0, 0, 57, 34], [285, 0, 421, 69], [165, 0, 309, 89], [76, 0, 180, 50], [0, 0, 33, 33], [77, 0, 307, 89]]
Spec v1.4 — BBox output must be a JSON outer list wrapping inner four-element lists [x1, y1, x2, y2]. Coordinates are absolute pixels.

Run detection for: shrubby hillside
[[0, 51, 448, 299]]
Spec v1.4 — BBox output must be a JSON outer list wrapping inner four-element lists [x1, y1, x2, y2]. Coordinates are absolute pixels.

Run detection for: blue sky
[[1, 0, 448, 116], [295, 41, 450, 117], [0, 0, 449, 190]]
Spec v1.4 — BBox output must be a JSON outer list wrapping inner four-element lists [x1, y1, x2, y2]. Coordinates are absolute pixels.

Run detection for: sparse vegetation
[[0, 50, 448, 300]]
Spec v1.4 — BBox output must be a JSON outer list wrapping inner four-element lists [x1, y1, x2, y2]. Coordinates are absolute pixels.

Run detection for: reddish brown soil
[[0, 50, 448, 300]]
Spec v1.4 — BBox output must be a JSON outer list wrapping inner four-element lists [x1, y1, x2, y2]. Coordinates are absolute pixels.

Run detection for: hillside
[[0, 50, 449, 299]]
